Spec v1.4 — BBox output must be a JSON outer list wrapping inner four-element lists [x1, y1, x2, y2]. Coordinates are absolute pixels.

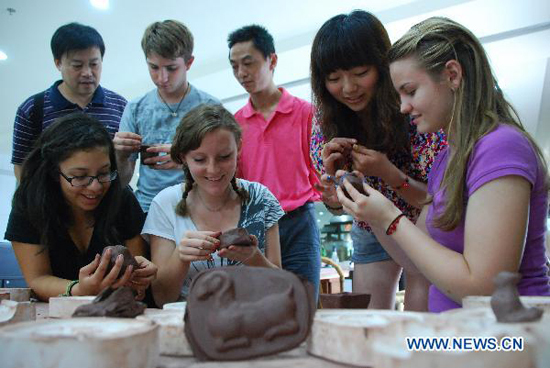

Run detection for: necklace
[[158, 83, 190, 117], [196, 187, 232, 212]]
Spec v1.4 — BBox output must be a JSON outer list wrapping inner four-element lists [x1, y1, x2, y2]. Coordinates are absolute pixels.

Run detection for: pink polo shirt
[[235, 88, 321, 212]]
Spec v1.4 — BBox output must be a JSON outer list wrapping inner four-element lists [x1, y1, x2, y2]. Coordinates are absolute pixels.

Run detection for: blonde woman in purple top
[[338, 17, 550, 312]]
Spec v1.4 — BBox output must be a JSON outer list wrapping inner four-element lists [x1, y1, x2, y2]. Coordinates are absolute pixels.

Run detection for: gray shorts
[[350, 223, 391, 264]]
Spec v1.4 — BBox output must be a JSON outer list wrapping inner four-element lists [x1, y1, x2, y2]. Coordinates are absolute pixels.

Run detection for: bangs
[[312, 14, 386, 78]]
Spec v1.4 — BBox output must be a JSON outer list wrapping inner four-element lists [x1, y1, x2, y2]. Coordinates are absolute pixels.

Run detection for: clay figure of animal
[[490, 271, 543, 323], [195, 271, 299, 352]]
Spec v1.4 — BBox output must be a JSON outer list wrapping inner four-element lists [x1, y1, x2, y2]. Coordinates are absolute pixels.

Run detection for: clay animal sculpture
[[337, 172, 367, 200], [72, 286, 146, 318], [195, 270, 299, 352], [218, 228, 253, 249], [102, 245, 139, 279], [490, 271, 543, 323]]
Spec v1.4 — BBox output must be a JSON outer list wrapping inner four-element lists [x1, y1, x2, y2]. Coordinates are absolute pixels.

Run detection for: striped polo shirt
[[11, 80, 127, 165]]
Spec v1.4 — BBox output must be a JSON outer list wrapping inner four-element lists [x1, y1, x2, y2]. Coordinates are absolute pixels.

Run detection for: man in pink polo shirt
[[228, 25, 321, 297]]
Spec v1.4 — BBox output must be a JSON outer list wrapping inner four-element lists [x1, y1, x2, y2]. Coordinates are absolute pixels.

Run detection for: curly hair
[[13, 112, 122, 248]]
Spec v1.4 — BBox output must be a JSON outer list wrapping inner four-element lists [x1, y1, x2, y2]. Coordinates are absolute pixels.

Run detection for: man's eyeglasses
[[59, 170, 118, 187]]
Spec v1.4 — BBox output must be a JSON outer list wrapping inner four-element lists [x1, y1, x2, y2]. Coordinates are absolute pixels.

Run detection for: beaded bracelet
[[393, 176, 410, 191], [62, 280, 79, 297], [386, 214, 406, 235]]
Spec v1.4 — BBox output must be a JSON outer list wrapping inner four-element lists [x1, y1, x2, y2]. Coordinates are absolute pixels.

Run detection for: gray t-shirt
[[119, 85, 219, 211], [141, 179, 285, 299]]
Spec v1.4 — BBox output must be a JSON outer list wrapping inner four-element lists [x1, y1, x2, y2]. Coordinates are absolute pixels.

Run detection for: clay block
[[138, 309, 192, 356], [338, 173, 367, 199], [218, 228, 253, 249], [49, 296, 96, 318], [185, 267, 315, 361], [0, 288, 31, 302], [72, 286, 146, 318], [320, 292, 371, 309], [102, 245, 139, 279], [0, 300, 36, 326], [140, 145, 159, 165]]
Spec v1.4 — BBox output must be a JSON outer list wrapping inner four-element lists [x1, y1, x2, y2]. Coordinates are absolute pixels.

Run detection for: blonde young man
[[115, 20, 218, 212]]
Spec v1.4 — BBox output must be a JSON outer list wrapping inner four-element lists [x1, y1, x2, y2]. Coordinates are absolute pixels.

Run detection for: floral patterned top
[[310, 117, 447, 231]]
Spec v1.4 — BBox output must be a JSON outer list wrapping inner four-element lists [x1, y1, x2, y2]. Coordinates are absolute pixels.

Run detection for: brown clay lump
[[338, 173, 367, 200], [218, 228, 253, 249], [490, 271, 543, 323], [72, 286, 146, 318], [102, 245, 139, 278]]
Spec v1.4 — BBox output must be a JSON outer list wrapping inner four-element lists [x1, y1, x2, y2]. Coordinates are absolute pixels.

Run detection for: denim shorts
[[279, 202, 321, 300], [350, 223, 391, 264]]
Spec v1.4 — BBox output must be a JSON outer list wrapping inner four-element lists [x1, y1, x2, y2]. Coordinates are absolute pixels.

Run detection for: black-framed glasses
[[59, 170, 118, 187]]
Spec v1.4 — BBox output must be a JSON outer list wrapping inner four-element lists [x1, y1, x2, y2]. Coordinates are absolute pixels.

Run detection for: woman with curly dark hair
[[5, 113, 157, 301], [310, 10, 447, 310]]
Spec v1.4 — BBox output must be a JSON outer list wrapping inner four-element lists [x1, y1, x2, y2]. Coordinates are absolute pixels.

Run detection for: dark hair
[[310, 10, 408, 156], [13, 113, 122, 248], [227, 24, 275, 58], [171, 104, 249, 216], [141, 20, 194, 61], [51, 22, 105, 60]]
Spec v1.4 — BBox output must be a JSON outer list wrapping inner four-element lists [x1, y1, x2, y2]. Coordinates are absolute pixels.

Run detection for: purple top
[[426, 124, 550, 312]]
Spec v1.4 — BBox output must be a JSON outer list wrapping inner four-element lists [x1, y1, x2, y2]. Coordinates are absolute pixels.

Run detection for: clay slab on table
[[463, 295, 550, 313], [0, 300, 36, 326], [48, 296, 96, 318], [372, 309, 548, 368], [0, 317, 159, 368], [307, 309, 426, 367], [0, 287, 31, 302], [138, 308, 192, 356]]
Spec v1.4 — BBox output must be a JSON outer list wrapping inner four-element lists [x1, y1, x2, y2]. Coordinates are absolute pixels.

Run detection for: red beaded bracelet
[[394, 176, 410, 190], [386, 214, 406, 235]]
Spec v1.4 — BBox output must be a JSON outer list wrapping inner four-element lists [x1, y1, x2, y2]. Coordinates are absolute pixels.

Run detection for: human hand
[[113, 132, 142, 156], [177, 230, 221, 263], [75, 247, 133, 296], [336, 171, 401, 230], [144, 143, 182, 170], [217, 235, 259, 264], [314, 174, 340, 208], [128, 256, 158, 300], [350, 144, 394, 179], [321, 137, 356, 175]]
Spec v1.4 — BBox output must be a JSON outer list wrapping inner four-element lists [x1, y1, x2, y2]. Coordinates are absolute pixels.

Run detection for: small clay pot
[[102, 245, 139, 278], [338, 173, 367, 200], [218, 228, 253, 249]]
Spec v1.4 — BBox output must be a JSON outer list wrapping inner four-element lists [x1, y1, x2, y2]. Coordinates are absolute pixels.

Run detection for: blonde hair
[[388, 17, 548, 230], [170, 104, 249, 216], [141, 20, 193, 61]]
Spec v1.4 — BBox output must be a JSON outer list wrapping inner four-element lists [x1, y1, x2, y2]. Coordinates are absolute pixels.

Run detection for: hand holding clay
[[321, 137, 356, 175], [218, 228, 254, 249], [178, 230, 221, 263], [140, 144, 160, 165], [103, 245, 139, 279], [314, 174, 340, 208], [336, 172, 368, 200], [129, 256, 158, 298], [75, 247, 134, 296], [335, 169, 401, 230], [217, 228, 258, 264]]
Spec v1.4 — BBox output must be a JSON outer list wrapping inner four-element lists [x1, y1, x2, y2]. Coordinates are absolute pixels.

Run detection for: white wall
[[0, 0, 549, 238]]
